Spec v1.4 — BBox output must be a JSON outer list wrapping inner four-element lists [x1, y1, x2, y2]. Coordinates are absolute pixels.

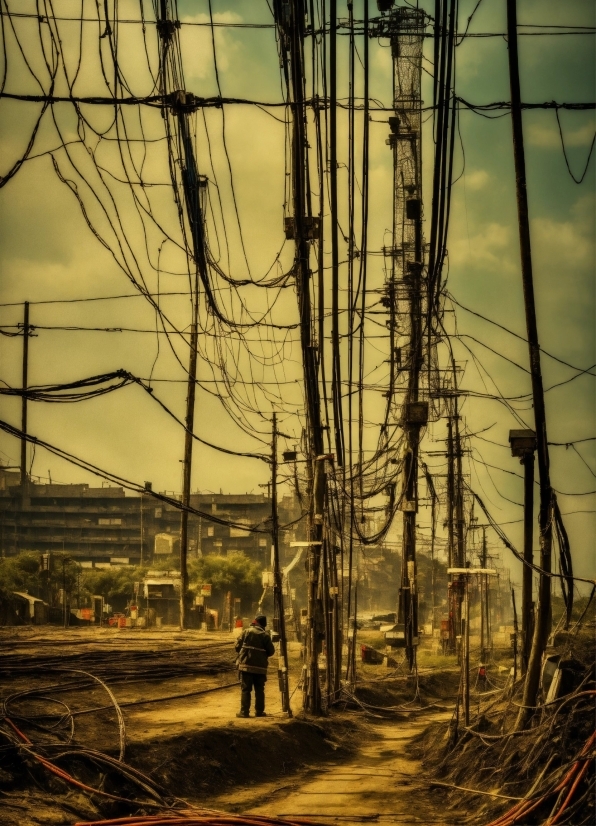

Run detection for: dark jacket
[[235, 624, 275, 675]]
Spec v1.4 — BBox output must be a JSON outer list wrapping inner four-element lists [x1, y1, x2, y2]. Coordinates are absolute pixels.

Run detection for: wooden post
[[179, 314, 198, 631], [272, 0, 325, 714], [506, 0, 555, 729], [522, 450, 535, 674], [271, 414, 292, 716], [511, 587, 519, 686], [20, 302, 30, 490], [446, 412, 456, 652], [463, 577, 470, 726]]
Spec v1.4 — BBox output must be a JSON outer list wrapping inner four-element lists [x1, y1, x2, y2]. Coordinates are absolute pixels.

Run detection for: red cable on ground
[[2, 717, 161, 806], [3, 717, 325, 824], [486, 730, 595, 826], [75, 817, 326, 826]]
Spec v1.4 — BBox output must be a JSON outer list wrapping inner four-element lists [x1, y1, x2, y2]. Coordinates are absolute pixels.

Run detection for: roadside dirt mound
[[409, 628, 596, 825], [352, 669, 460, 709], [128, 716, 360, 800]]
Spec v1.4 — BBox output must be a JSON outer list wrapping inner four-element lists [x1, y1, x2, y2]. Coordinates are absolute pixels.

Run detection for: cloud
[[532, 195, 595, 273], [449, 221, 517, 273], [465, 169, 490, 191], [527, 119, 596, 149], [180, 12, 243, 79]]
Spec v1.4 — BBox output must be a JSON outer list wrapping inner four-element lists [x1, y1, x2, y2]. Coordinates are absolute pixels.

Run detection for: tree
[[0, 552, 44, 597], [0, 551, 84, 606], [188, 552, 262, 613], [81, 565, 147, 610]]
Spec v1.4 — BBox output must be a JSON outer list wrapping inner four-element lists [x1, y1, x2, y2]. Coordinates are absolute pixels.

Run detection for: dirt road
[[1, 627, 463, 825]]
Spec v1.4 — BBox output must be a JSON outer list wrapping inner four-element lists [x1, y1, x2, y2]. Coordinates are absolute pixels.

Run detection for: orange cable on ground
[[2, 717, 163, 806], [75, 816, 327, 826], [486, 729, 596, 826]]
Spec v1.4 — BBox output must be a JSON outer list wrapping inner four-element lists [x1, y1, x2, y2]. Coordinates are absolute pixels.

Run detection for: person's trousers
[[240, 671, 266, 715]]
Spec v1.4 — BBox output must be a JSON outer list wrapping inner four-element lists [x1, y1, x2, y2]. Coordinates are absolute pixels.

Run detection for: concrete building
[[0, 468, 305, 569], [0, 480, 149, 565]]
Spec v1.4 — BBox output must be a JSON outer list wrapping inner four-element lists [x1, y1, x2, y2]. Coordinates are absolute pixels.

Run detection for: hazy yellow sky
[[0, 1, 594, 584]]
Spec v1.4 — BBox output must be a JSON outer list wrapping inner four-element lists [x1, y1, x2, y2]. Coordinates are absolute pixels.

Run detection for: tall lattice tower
[[378, 4, 427, 668]]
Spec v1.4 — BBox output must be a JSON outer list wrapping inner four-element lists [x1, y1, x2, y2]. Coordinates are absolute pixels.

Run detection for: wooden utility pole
[[20, 301, 30, 491], [454, 398, 465, 571], [509, 429, 537, 675], [273, 0, 326, 713], [480, 527, 486, 661], [155, 2, 208, 630], [506, 0, 555, 729], [271, 414, 292, 716], [463, 576, 470, 726], [445, 398, 465, 653], [140, 490, 144, 567], [511, 586, 519, 685], [446, 412, 456, 650], [450, 566, 496, 728], [179, 303, 199, 630], [330, 0, 344, 467], [521, 450, 535, 673]]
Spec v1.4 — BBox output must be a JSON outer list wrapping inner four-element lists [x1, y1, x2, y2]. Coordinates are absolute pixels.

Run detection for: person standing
[[235, 614, 275, 717]]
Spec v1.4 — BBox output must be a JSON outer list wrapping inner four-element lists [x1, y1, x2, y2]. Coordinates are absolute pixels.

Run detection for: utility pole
[[463, 576, 470, 726], [479, 527, 487, 661], [273, 0, 326, 713], [506, 0, 555, 730], [271, 414, 292, 716], [446, 411, 456, 651], [375, 4, 427, 672], [453, 398, 465, 571], [20, 302, 30, 492], [155, 1, 209, 630], [450, 566, 496, 728], [511, 586, 519, 685], [179, 288, 199, 631], [453, 397, 466, 657], [62, 555, 71, 629], [445, 397, 465, 653], [140, 490, 144, 567], [330, 0, 344, 467], [509, 430, 536, 675]]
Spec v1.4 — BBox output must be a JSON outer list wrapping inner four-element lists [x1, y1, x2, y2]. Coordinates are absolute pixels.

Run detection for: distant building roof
[[0, 467, 21, 490], [31, 484, 125, 498], [190, 493, 269, 506], [13, 592, 45, 604]]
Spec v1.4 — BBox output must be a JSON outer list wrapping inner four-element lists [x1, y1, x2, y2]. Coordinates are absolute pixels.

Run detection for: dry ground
[[0, 625, 468, 826]]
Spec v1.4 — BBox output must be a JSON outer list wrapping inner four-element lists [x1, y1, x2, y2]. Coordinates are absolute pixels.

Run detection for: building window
[[207, 526, 214, 537], [98, 518, 122, 525]]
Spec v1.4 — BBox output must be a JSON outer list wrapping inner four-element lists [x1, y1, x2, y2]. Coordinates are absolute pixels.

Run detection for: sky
[[0, 0, 594, 589]]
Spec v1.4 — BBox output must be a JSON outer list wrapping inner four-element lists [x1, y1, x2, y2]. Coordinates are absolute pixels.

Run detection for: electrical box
[[284, 216, 320, 240], [283, 450, 297, 461], [262, 570, 275, 588], [406, 198, 421, 221], [405, 401, 429, 426], [509, 429, 537, 457]]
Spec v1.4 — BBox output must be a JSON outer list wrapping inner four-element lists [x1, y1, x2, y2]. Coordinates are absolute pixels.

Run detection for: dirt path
[[201, 709, 459, 826]]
